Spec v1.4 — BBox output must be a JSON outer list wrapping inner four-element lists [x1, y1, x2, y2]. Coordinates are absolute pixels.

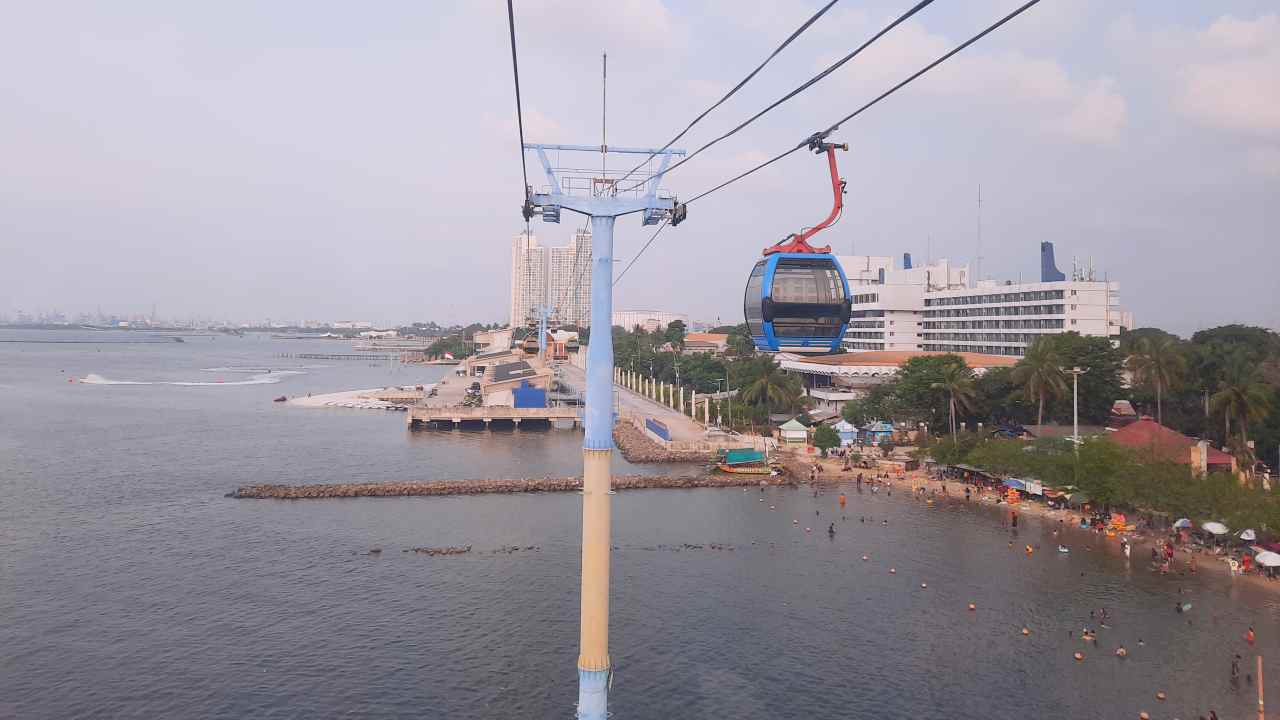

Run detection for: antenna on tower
[[600, 53, 607, 188], [974, 184, 983, 287]]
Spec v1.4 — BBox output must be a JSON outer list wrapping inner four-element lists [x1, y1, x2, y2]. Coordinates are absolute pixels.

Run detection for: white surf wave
[[80, 370, 305, 386]]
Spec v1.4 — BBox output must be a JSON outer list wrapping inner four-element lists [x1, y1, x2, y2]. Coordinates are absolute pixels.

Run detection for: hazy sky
[[2, 1, 1276, 334]]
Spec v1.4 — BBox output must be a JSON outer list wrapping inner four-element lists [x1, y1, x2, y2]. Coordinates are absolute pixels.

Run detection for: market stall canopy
[[1238, 529, 1257, 541], [1067, 492, 1090, 505], [1255, 551, 1280, 568], [1003, 478, 1026, 491], [1201, 521, 1229, 536], [1173, 518, 1193, 529]]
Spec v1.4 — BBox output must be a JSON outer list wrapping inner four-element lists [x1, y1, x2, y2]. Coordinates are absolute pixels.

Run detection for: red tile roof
[[1109, 419, 1234, 467], [798, 350, 1018, 368]]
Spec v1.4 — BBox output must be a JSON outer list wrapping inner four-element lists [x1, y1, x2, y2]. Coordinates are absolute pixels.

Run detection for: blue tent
[[860, 420, 895, 445], [833, 420, 858, 446], [1002, 478, 1027, 491]]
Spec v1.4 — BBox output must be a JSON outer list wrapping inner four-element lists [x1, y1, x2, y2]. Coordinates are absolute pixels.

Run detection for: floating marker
[[889, 568, 896, 574], [862, 555, 869, 561], [920, 583, 927, 589], [968, 603, 976, 611], [1022, 627, 1031, 636], [1155, 692, 1166, 701], [1074, 652, 1084, 662]]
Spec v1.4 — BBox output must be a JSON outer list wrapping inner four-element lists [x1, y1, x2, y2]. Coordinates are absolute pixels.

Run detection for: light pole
[[713, 378, 725, 428], [1063, 366, 1089, 451]]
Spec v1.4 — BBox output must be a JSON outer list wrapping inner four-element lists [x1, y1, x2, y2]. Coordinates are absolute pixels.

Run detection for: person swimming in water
[[828, 523, 835, 535]]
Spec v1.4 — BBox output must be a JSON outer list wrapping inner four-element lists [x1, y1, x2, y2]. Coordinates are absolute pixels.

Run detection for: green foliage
[[1126, 334, 1186, 425], [663, 320, 686, 349], [1011, 336, 1067, 426], [813, 424, 841, 456], [940, 434, 1280, 527], [1048, 333, 1125, 425], [892, 354, 971, 431]]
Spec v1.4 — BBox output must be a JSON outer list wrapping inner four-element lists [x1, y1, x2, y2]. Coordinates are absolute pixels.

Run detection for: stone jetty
[[611, 421, 712, 464], [228, 473, 791, 500]]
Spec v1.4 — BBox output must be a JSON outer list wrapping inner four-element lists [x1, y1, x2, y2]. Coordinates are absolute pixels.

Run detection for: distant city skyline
[[2, 2, 1275, 336]]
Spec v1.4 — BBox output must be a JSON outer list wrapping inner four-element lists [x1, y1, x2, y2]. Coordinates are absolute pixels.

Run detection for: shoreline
[[805, 456, 1280, 598]]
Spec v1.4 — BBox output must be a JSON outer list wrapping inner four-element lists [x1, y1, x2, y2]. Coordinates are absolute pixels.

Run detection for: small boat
[[716, 463, 777, 475], [273, 395, 287, 402], [1058, 545, 1070, 553]]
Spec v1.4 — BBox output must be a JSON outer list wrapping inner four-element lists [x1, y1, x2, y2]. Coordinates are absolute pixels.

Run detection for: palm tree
[[1210, 360, 1272, 458], [1011, 337, 1067, 426], [1126, 335, 1185, 425], [932, 360, 977, 440], [740, 356, 795, 411]]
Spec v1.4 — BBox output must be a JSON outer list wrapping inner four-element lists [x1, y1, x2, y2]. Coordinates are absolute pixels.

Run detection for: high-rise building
[[509, 228, 592, 328]]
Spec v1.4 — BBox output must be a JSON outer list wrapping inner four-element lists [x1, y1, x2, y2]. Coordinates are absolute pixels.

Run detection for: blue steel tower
[[522, 142, 684, 720]]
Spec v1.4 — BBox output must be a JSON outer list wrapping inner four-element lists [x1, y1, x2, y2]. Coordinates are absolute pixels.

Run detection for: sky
[[1, 0, 1276, 335]]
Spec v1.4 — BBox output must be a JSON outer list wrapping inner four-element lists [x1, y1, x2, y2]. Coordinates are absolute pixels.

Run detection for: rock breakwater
[[611, 421, 712, 463], [228, 473, 790, 499]]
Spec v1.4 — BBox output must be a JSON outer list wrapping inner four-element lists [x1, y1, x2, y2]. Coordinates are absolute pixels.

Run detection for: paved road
[[559, 364, 706, 442]]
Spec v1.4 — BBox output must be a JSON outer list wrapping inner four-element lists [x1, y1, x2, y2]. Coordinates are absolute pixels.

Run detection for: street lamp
[[713, 378, 725, 428], [1062, 366, 1089, 450]]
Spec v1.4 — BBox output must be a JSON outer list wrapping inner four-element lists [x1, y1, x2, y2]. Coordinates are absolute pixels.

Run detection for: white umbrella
[[1173, 518, 1193, 529], [1202, 521, 1229, 536], [1255, 551, 1280, 568], [1238, 529, 1257, 541]]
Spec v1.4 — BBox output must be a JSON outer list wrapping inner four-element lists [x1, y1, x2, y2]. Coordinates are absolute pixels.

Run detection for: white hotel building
[[834, 243, 1132, 357]]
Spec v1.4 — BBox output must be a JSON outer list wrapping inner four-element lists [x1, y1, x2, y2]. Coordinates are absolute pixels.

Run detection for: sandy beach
[[798, 452, 1280, 597]]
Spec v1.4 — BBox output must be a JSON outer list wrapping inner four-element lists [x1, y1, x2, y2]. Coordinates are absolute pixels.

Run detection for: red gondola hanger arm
[[763, 138, 848, 256]]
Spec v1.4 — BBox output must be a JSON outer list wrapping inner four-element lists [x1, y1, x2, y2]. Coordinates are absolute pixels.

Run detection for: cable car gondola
[[744, 136, 851, 354]]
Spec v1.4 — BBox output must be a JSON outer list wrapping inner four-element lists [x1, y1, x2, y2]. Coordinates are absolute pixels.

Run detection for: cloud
[[1060, 77, 1127, 143], [820, 19, 1126, 144], [1176, 14, 1280, 135]]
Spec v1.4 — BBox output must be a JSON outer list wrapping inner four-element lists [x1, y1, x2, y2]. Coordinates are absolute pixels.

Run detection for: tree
[[738, 355, 802, 413], [813, 424, 840, 457], [931, 361, 977, 440], [1126, 334, 1185, 425], [1011, 337, 1067, 426], [663, 319, 686, 349], [1049, 333, 1125, 425], [1211, 358, 1273, 461], [894, 354, 972, 431]]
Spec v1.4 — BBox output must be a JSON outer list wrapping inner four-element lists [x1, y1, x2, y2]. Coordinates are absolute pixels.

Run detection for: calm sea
[[2, 329, 1278, 719]]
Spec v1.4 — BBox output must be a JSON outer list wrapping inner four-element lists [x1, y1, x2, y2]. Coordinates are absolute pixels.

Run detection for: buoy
[[1155, 692, 1166, 701], [890, 568, 896, 574], [793, 519, 799, 524], [920, 582, 927, 589], [769, 506, 775, 510], [1139, 713, 1149, 720], [1074, 652, 1084, 661], [968, 603, 976, 611], [1021, 627, 1031, 636], [805, 527, 811, 533], [862, 555, 869, 561]]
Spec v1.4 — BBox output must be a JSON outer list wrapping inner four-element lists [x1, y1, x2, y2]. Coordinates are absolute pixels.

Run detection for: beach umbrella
[[1201, 521, 1229, 536], [1255, 551, 1280, 568], [1238, 529, 1257, 541], [1173, 518, 1192, 529]]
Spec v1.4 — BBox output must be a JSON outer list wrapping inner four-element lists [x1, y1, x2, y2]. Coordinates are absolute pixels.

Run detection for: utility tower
[[522, 142, 684, 719]]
